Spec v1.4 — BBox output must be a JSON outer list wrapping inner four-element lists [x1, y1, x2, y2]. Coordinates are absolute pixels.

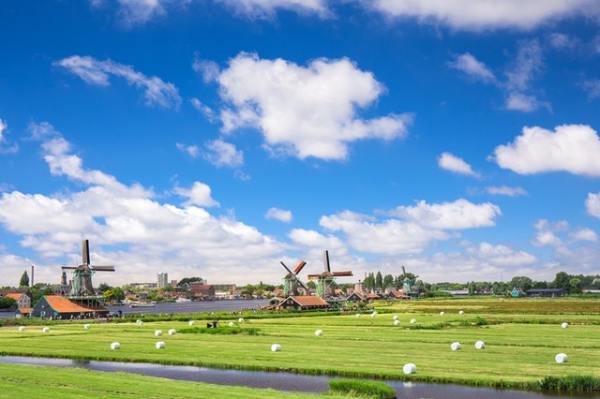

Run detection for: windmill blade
[[332, 271, 353, 277], [293, 260, 307, 274], [91, 266, 115, 272], [296, 279, 309, 292], [280, 261, 293, 275], [61, 266, 78, 270], [82, 239, 91, 265], [323, 250, 331, 272]]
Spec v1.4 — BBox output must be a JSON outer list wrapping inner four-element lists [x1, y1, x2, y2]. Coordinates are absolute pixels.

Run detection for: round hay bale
[[168, 329, 176, 336], [392, 315, 399, 321], [188, 320, 195, 326], [561, 322, 569, 329], [370, 311, 377, 318], [450, 342, 461, 351], [136, 319, 143, 326], [154, 330, 163, 337], [555, 353, 568, 364], [403, 363, 417, 375], [409, 318, 416, 324], [228, 321, 235, 327], [155, 341, 166, 350], [42, 327, 50, 333], [459, 310, 464, 315], [238, 317, 244, 323], [393, 319, 400, 326], [18, 326, 26, 332], [355, 313, 361, 318], [475, 340, 485, 350], [440, 311, 445, 316], [83, 324, 91, 330], [314, 329, 323, 337], [110, 342, 121, 350], [271, 343, 281, 352]]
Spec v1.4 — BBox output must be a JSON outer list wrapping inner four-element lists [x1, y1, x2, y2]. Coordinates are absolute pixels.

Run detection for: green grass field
[[1, 297, 599, 394]]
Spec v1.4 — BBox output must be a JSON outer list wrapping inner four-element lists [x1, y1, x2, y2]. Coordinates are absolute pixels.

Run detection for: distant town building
[[130, 282, 158, 290], [157, 273, 168, 289], [445, 289, 470, 297], [526, 288, 565, 297], [170, 279, 178, 287], [191, 284, 215, 299]]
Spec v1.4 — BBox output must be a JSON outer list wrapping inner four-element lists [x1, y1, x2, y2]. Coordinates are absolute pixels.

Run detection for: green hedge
[[329, 379, 395, 399], [539, 375, 600, 393]]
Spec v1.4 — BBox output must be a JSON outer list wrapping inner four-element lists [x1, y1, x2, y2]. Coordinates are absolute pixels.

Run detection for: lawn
[[0, 298, 599, 391]]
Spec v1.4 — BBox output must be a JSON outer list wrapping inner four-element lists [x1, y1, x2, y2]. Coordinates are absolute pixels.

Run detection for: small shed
[[277, 295, 330, 310], [526, 288, 565, 297]]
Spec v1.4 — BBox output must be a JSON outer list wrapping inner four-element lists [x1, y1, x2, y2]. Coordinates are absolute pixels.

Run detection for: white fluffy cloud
[[203, 139, 244, 168], [486, 186, 527, 197], [362, 0, 599, 31], [438, 152, 479, 177], [0, 122, 283, 284], [176, 142, 200, 158], [587, 193, 600, 219], [389, 199, 501, 230], [265, 207, 293, 223], [0, 119, 6, 142], [571, 228, 598, 242], [56, 55, 181, 109], [448, 53, 496, 82], [504, 40, 545, 112], [174, 182, 219, 207], [0, 118, 18, 154], [493, 124, 600, 176], [320, 199, 500, 255], [216, 53, 412, 160], [215, 0, 328, 18], [582, 79, 600, 100]]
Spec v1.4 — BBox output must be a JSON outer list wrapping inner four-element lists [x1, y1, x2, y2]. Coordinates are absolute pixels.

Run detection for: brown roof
[[289, 295, 329, 307], [45, 295, 97, 313], [19, 307, 32, 314], [367, 293, 381, 299], [5, 293, 25, 300]]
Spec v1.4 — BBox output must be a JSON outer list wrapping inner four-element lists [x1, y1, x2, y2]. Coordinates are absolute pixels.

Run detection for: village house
[[277, 295, 330, 311], [3, 292, 31, 311], [191, 283, 215, 300], [30, 295, 108, 320]]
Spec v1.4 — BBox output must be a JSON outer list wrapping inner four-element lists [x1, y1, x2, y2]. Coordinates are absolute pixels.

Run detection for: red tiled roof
[[5, 293, 24, 301], [367, 293, 381, 299], [45, 295, 97, 313], [289, 295, 329, 306], [19, 307, 32, 314]]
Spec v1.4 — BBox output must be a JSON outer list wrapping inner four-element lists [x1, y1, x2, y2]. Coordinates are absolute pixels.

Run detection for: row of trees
[[362, 271, 420, 292]]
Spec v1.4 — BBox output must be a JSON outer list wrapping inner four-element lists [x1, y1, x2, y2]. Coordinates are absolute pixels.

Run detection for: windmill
[[279, 260, 308, 297], [61, 240, 115, 297], [401, 265, 418, 296], [307, 250, 353, 298]]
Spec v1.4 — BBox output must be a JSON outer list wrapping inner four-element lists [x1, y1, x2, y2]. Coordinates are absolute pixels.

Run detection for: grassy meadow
[[0, 297, 599, 393]]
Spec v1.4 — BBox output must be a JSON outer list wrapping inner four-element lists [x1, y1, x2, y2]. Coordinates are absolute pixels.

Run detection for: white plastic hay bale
[[410, 318, 416, 324], [440, 311, 445, 316], [188, 320, 195, 326], [238, 317, 244, 323], [314, 329, 323, 337], [136, 319, 144, 326], [110, 342, 121, 350], [42, 327, 50, 333], [393, 320, 400, 326], [155, 341, 166, 350], [271, 343, 281, 352], [555, 353, 568, 364], [168, 328, 176, 336], [450, 342, 462, 351], [392, 315, 399, 321], [402, 363, 417, 375], [228, 321, 235, 327], [561, 322, 569, 329], [154, 329, 163, 337], [370, 311, 377, 318], [83, 324, 91, 330], [18, 326, 26, 332], [355, 313, 361, 318], [475, 340, 486, 350], [459, 310, 464, 315]]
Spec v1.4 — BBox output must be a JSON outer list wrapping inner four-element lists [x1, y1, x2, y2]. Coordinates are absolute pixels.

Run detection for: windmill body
[[280, 260, 308, 297], [62, 240, 115, 298], [308, 250, 353, 299]]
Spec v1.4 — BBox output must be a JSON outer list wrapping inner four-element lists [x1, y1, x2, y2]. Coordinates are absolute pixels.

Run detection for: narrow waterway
[[0, 356, 596, 399]]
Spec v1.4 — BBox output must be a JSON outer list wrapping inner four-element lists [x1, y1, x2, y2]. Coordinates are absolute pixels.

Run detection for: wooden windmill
[[308, 250, 353, 298], [280, 260, 309, 297], [61, 240, 115, 298]]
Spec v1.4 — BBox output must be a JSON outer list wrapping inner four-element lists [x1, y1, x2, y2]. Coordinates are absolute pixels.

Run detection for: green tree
[[19, 271, 30, 287], [552, 272, 571, 290], [97, 283, 112, 294], [375, 272, 383, 291], [383, 274, 394, 289], [307, 281, 316, 289], [510, 276, 533, 291], [569, 277, 583, 293], [0, 297, 17, 309]]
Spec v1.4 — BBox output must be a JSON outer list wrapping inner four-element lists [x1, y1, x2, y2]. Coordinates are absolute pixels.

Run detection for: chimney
[[31, 264, 35, 287]]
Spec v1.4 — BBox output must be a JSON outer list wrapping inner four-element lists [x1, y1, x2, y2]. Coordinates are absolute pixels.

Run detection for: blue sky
[[0, 0, 599, 286]]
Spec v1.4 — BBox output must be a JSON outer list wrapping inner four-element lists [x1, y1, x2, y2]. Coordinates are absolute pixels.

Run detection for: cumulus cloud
[[216, 53, 412, 160], [448, 53, 496, 83], [438, 152, 479, 177], [485, 186, 527, 197], [203, 139, 244, 168], [571, 228, 598, 242], [265, 207, 293, 223], [587, 193, 600, 219], [361, 0, 599, 31], [548, 32, 577, 49], [0, 118, 18, 154], [176, 142, 200, 158], [56, 55, 181, 109], [389, 199, 501, 230], [116, 0, 166, 26], [581, 79, 600, 100], [493, 124, 600, 176], [320, 199, 500, 255], [0, 119, 6, 142], [192, 57, 221, 83], [503, 40, 546, 112], [215, 0, 329, 18], [190, 98, 216, 121], [174, 181, 219, 207], [0, 122, 283, 284]]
